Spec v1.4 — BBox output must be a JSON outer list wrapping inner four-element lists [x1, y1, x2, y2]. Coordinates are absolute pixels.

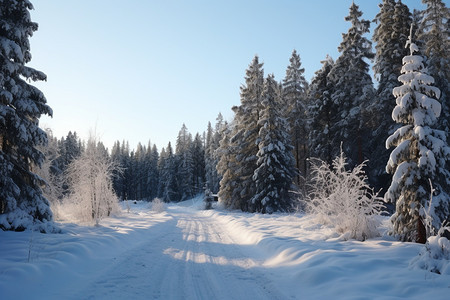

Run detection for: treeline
[[45, 115, 226, 203]]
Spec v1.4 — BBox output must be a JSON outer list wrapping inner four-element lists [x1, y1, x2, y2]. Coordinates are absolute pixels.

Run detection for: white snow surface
[[1, 197, 449, 300]]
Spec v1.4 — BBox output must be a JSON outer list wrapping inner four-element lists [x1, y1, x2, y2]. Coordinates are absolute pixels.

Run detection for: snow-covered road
[[1, 199, 449, 299], [72, 207, 284, 300]]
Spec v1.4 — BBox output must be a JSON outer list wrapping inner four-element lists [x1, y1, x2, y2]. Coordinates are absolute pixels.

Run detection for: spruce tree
[[282, 50, 309, 185], [205, 121, 214, 191], [147, 144, 159, 200], [219, 56, 264, 211], [110, 141, 124, 199], [327, 2, 375, 167], [216, 121, 240, 209], [205, 113, 225, 194], [210, 114, 225, 193], [120, 141, 131, 200], [0, 0, 55, 231], [175, 124, 194, 201], [191, 132, 205, 195], [251, 74, 296, 213], [386, 33, 450, 243], [370, 0, 412, 193], [418, 0, 450, 135], [308, 56, 335, 166], [158, 142, 178, 202]]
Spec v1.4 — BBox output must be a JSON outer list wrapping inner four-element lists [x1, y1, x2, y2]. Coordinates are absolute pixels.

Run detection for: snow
[[1, 197, 449, 299]]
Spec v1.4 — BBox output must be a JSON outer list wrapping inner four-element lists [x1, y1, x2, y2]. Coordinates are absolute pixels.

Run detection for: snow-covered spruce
[[308, 55, 334, 166], [251, 74, 296, 214], [282, 50, 309, 186], [385, 33, 450, 243], [369, 0, 411, 192], [204, 113, 225, 195], [0, 0, 56, 232], [417, 0, 450, 135], [326, 2, 375, 168], [307, 150, 384, 241], [217, 56, 264, 212]]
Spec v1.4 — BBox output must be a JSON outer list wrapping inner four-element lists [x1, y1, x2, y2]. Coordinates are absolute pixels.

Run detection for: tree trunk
[[416, 217, 426, 244]]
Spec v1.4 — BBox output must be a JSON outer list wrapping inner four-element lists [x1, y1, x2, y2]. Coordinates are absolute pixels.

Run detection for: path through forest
[[68, 205, 286, 300]]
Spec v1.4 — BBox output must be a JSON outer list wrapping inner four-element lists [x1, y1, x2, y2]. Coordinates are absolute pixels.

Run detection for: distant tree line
[[43, 115, 226, 204]]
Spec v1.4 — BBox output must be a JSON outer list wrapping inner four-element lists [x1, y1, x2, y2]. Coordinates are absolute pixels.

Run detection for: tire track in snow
[[69, 208, 287, 300]]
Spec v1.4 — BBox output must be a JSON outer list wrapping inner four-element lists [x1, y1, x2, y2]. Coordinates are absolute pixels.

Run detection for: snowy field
[[1, 197, 449, 300]]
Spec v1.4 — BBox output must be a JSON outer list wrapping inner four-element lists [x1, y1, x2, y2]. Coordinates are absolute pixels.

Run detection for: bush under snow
[[411, 226, 450, 275], [151, 198, 166, 213], [306, 150, 384, 241]]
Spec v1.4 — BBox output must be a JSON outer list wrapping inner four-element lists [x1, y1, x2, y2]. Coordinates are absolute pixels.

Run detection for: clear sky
[[29, 0, 424, 151]]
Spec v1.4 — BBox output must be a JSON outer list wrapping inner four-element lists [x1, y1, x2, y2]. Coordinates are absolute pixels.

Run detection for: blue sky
[[29, 0, 424, 151]]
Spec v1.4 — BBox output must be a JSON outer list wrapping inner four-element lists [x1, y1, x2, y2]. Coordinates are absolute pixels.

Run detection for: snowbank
[[1, 200, 449, 299]]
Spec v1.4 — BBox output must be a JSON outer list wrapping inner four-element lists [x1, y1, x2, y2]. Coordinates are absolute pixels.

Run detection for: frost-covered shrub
[[64, 137, 119, 225], [151, 198, 165, 213], [411, 225, 450, 275], [307, 150, 384, 241]]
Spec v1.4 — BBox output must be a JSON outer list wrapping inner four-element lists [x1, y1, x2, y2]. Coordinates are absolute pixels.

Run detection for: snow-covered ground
[[1, 197, 449, 299]]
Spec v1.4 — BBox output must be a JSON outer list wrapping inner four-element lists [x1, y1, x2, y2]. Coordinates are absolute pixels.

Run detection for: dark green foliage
[[251, 75, 296, 213], [0, 0, 54, 231]]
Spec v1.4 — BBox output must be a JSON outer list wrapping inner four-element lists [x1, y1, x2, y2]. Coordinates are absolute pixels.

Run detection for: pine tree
[[210, 113, 225, 193], [133, 142, 146, 200], [205, 121, 214, 191], [110, 141, 124, 199], [251, 74, 296, 213], [216, 121, 240, 208], [175, 124, 194, 201], [282, 50, 309, 185], [418, 0, 450, 135], [308, 56, 335, 166], [225, 56, 264, 211], [158, 142, 178, 202], [147, 144, 159, 200], [369, 0, 412, 193], [191, 132, 205, 195], [327, 2, 375, 167], [205, 113, 225, 194], [0, 0, 55, 231], [385, 33, 450, 243], [122, 141, 132, 200]]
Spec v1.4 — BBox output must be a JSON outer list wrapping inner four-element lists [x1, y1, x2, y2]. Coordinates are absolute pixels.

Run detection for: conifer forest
[[2, 1, 450, 298]]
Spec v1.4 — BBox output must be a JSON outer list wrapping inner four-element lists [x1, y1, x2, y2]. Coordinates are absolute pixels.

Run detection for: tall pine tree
[[370, 0, 412, 193], [418, 0, 449, 135], [282, 50, 309, 185], [308, 56, 335, 166], [327, 2, 375, 167], [219, 56, 264, 211], [386, 33, 450, 243], [175, 124, 194, 201], [0, 0, 55, 231], [251, 74, 296, 213]]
